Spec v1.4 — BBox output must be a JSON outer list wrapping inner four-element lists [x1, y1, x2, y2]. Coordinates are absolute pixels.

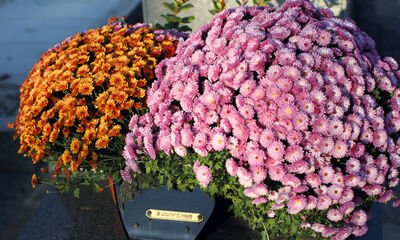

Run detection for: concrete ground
[[0, 0, 400, 239]]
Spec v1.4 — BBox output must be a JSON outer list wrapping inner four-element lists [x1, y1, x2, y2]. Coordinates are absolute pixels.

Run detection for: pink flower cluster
[[123, 0, 400, 238]]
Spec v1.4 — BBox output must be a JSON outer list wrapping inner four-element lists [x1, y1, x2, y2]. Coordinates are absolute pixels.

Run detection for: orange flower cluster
[[10, 19, 178, 181]]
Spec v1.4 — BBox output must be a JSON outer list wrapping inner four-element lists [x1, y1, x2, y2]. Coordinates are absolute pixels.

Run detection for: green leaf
[[161, 14, 181, 23], [180, 3, 194, 11], [178, 25, 192, 32], [181, 16, 195, 23], [166, 180, 173, 190], [155, 23, 164, 29], [73, 188, 80, 198], [162, 2, 176, 12]]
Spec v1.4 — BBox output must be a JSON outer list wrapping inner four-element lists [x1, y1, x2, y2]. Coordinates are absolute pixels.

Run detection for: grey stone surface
[[0, 172, 50, 240], [0, 131, 33, 173], [17, 193, 73, 240], [0, 83, 19, 117]]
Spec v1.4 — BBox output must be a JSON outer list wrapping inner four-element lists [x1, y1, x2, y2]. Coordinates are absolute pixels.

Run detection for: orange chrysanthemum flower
[[31, 174, 39, 188], [62, 150, 72, 165], [9, 17, 182, 193], [76, 106, 89, 120], [70, 138, 80, 154], [95, 135, 110, 149]]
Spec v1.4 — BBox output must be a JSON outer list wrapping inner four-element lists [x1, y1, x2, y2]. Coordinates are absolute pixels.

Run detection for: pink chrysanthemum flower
[[319, 137, 334, 154], [352, 225, 368, 237], [205, 110, 219, 125], [252, 183, 269, 196], [349, 143, 365, 158], [175, 145, 187, 157], [327, 209, 343, 222], [311, 223, 326, 233], [319, 166, 335, 184], [393, 198, 400, 208], [297, 36, 312, 51], [332, 173, 345, 186], [193, 132, 207, 148], [258, 110, 277, 127], [298, 52, 315, 67], [360, 128, 374, 143], [285, 145, 304, 163], [389, 178, 399, 188], [322, 228, 338, 238], [316, 30, 331, 46], [251, 86, 266, 101], [313, 117, 329, 134], [351, 210, 368, 226], [252, 197, 268, 205], [211, 132, 227, 151], [339, 39, 354, 52], [290, 160, 309, 174], [171, 81, 185, 100], [282, 174, 302, 188], [120, 166, 133, 184], [239, 105, 255, 120], [305, 195, 317, 210], [365, 164, 379, 182], [328, 185, 343, 200], [200, 91, 219, 110], [268, 164, 286, 181], [372, 129, 388, 147], [276, 48, 296, 66], [292, 112, 309, 130], [331, 140, 348, 158], [243, 187, 258, 198], [299, 100, 315, 114], [232, 124, 249, 142], [346, 158, 361, 173], [250, 165, 267, 183], [287, 195, 307, 214], [195, 165, 212, 188], [266, 64, 282, 80], [225, 158, 238, 176], [180, 127, 194, 147], [266, 86, 282, 102], [286, 130, 302, 145], [276, 77, 293, 92], [305, 172, 322, 188], [267, 141, 285, 160], [240, 80, 256, 97], [317, 195, 332, 210], [278, 104, 297, 119], [237, 167, 253, 188], [329, 119, 344, 136], [340, 201, 355, 216], [344, 174, 361, 187], [247, 149, 266, 166]]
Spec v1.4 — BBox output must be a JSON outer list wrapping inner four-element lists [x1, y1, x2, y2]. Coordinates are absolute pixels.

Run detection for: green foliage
[[236, 0, 249, 5], [209, 0, 226, 15], [253, 0, 270, 6], [120, 148, 339, 239], [156, 0, 194, 32]]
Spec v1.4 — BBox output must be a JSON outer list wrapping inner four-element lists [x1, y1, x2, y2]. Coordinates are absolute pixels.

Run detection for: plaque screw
[[134, 223, 139, 229], [198, 215, 204, 221], [146, 210, 152, 217], [184, 227, 190, 232]]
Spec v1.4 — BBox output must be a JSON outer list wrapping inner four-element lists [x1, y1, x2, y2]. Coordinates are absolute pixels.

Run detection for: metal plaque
[[146, 209, 204, 223]]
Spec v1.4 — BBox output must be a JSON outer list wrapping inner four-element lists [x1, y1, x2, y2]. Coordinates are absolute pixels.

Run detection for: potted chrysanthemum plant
[[119, 0, 400, 239], [8, 17, 185, 197]]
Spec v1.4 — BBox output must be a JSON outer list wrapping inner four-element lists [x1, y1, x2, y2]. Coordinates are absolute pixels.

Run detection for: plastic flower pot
[[109, 176, 215, 240]]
